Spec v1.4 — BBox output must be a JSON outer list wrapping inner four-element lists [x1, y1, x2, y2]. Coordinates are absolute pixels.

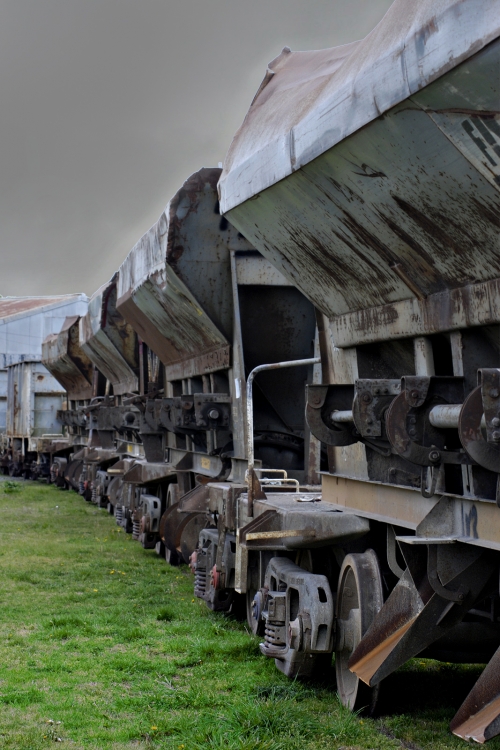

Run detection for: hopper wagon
[[72, 275, 145, 520], [114, 166, 321, 562], [216, 0, 500, 742]]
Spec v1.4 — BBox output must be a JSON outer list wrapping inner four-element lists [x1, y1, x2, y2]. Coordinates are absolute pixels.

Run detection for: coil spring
[[132, 520, 141, 539], [115, 506, 123, 524], [264, 622, 286, 648], [50, 466, 57, 483], [194, 569, 207, 598], [91, 485, 98, 503], [78, 471, 86, 495]]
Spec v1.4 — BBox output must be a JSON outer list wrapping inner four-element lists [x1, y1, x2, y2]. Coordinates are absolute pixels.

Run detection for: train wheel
[[246, 587, 265, 636], [335, 549, 383, 716]]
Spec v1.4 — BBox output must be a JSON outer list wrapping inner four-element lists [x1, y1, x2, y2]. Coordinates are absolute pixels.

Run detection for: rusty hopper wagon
[[115, 167, 321, 560], [215, 0, 500, 742], [76, 274, 146, 519]]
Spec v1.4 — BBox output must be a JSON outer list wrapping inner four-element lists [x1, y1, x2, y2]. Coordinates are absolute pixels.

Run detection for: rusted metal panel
[[79, 277, 139, 395], [225, 61, 500, 321], [322, 473, 500, 553], [222, 7, 500, 353], [220, 0, 500, 213], [123, 461, 174, 484], [235, 255, 292, 286], [322, 473, 437, 529], [164, 345, 230, 381], [331, 278, 500, 347], [451, 647, 500, 742], [5, 361, 64, 439], [42, 317, 94, 399], [116, 168, 254, 377]]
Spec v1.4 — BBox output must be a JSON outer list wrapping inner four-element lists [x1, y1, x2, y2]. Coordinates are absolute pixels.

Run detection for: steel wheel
[[335, 549, 383, 715], [246, 586, 265, 635]]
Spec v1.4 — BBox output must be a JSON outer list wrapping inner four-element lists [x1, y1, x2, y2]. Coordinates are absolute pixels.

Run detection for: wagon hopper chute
[[42, 315, 96, 490], [220, 0, 500, 741]]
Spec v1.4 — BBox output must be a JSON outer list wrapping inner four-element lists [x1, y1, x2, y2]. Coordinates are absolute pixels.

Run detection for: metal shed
[[0, 295, 88, 434]]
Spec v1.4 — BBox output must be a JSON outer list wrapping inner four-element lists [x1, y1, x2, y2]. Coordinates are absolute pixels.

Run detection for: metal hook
[[421, 465, 439, 498]]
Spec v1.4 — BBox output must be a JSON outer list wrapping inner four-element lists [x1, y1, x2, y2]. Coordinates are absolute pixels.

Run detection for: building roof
[[0, 295, 87, 324]]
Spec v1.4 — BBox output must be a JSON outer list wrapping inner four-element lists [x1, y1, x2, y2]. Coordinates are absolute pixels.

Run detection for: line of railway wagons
[[1, 0, 500, 742]]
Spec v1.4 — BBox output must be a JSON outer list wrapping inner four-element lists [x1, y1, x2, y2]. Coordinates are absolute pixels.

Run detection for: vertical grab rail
[[245, 357, 321, 517]]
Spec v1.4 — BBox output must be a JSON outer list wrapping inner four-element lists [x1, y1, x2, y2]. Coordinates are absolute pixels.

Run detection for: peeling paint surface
[[42, 317, 94, 400], [225, 39, 500, 342], [220, 0, 500, 213], [80, 277, 138, 395], [117, 168, 254, 375]]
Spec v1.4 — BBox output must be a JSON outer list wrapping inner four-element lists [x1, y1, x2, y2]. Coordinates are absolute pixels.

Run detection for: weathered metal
[[6, 361, 65, 440], [192, 528, 238, 612], [330, 279, 500, 348], [5, 2, 499, 743], [161, 500, 207, 565], [385, 376, 469, 468], [322, 475, 500, 552], [429, 404, 463, 429], [451, 646, 500, 743], [214, 8, 500, 735], [0, 360, 68, 475], [459, 386, 500, 473], [239, 493, 370, 551], [221, 0, 500, 213], [42, 316, 93, 400], [348, 544, 495, 688], [80, 276, 139, 396], [480, 369, 500, 443], [116, 169, 244, 378], [335, 551, 383, 714], [222, 28, 500, 341], [259, 556, 335, 678]]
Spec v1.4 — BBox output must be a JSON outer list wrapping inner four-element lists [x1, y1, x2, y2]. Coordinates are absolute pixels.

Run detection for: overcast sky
[[0, 0, 393, 298]]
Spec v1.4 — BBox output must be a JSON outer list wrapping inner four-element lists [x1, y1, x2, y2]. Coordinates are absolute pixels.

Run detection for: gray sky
[[0, 0, 392, 298]]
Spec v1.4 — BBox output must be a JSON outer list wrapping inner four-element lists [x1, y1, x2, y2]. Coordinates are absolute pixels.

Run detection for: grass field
[[0, 479, 498, 750]]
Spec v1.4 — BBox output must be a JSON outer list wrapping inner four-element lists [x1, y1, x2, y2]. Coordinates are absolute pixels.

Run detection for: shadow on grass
[[377, 662, 484, 717]]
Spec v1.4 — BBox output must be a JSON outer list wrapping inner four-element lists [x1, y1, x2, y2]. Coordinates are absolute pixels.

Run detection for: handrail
[[245, 357, 321, 516]]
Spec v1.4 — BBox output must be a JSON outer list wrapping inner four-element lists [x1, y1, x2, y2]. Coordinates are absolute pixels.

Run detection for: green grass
[[0, 479, 498, 749]]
